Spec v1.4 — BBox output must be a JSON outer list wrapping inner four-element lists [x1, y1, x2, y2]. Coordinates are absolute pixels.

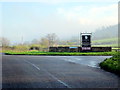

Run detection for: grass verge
[[99, 52, 120, 76], [3, 50, 117, 56]]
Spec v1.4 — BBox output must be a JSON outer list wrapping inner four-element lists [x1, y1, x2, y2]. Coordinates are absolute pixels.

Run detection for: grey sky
[[0, 0, 118, 44]]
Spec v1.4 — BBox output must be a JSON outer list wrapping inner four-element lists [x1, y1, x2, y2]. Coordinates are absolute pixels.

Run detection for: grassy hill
[[60, 24, 118, 47], [91, 24, 118, 47], [92, 38, 118, 47], [92, 25, 118, 40]]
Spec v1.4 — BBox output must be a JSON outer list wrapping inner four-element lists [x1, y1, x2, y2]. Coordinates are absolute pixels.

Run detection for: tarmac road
[[2, 55, 119, 88]]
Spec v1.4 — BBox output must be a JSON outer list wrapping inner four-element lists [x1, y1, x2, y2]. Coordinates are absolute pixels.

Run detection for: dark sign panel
[[81, 33, 92, 51], [82, 35, 91, 42], [82, 35, 91, 47]]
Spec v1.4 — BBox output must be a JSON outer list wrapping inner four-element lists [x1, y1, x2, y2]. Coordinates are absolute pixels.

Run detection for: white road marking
[[43, 69, 71, 88], [24, 60, 40, 70], [24, 60, 71, 88]]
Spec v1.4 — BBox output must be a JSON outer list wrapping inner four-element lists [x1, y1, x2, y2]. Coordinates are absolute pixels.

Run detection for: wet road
[[2, 55, 119, 88]]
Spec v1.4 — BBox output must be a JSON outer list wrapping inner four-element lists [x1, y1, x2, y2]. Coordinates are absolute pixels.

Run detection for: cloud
[[90, 4, 118, 16], [57, 4, 118, 28]]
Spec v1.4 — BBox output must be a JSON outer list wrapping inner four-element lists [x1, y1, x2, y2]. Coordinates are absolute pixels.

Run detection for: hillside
[[91, 24, 118, 47], [57, 24, 118, 47], [92, 25, 118, 40], [92, 38, 118, 47]]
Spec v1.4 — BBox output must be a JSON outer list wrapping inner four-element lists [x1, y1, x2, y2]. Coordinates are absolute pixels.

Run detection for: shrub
[[99, 52, 120, 76]]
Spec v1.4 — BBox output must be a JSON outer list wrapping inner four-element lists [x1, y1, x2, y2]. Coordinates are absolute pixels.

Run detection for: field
[[92, 38, 118, 45]]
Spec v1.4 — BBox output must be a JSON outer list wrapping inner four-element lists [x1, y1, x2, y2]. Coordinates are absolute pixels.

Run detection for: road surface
[[2, 55, 119, 88]]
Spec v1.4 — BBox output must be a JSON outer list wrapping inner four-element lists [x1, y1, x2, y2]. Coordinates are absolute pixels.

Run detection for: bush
[[12, 45, 30, 51], [99, 52, 120, 76]]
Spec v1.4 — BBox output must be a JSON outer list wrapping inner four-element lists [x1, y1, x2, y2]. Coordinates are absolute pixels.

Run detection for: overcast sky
[[0, 0, 118, 44]]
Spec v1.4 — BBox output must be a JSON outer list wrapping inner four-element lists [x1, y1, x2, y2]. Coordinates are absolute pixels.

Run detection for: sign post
[[80, 33, 92, 51]]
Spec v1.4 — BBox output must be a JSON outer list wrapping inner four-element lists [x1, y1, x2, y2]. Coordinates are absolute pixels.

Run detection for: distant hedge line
[[99, 52, 120, 76]]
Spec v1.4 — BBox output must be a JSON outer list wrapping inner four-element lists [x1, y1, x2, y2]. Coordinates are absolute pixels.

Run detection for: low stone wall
[[91, 47, 112, 52], [69, 48, 78, 52], [49, 47, 58, 52], [49, 47, 69, 52], [57, 47, 69, 52], [49, 47, 112, 52]]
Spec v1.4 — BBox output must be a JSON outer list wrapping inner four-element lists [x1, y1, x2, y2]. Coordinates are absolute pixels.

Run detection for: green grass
[[92, 38, 118, 48], [92, 38, 118, 43], [99, 52, 120, 76], [3, 50, 117, 56], [92, 44, 118, 47]]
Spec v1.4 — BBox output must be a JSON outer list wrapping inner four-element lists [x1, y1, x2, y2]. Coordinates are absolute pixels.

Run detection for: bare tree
[[40, 37, 49, 48], [46, 33, 58, 47], [28, 33, 59, 51], [0, 37, 10, 47]]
